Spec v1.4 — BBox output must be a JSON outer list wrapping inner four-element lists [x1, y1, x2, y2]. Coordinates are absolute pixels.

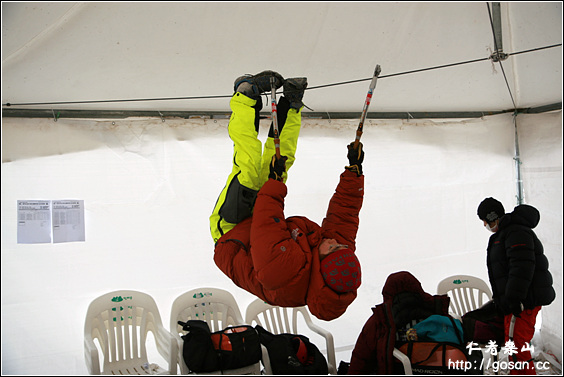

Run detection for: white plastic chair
[[436, 274, 492, 320], [245, 298, 337, 375], [84, 290, 177, 375], [170, 287, 261, 375], [437, 274, 495, 373]]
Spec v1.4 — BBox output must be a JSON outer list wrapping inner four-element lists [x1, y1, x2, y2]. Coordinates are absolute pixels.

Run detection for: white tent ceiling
[[1, 2, 562, 117]]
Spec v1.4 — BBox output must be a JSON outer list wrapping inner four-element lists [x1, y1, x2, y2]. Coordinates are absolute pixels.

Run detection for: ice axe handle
[[508, 302, 524, 340], [509, 315, 516, 340], [354, 65, 381, 149], [270, 77, 281, 158]]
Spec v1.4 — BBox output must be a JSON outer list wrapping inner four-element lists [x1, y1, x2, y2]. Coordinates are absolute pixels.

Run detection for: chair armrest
[[84, 337, 101, 375], [393, 348, 412, 374], [260, 344, 273, 374], [172, 334, 188, 374], [304, 321, 337, 374], [154, 323, 178, 375]]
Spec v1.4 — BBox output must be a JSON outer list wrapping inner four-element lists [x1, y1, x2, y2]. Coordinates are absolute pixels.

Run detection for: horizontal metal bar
[[1, 103, 560, 120]]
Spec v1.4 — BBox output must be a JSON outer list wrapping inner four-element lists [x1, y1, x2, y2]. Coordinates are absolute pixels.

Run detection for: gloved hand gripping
[[269, 155, 288, 181], [345, 142, 364, 176]]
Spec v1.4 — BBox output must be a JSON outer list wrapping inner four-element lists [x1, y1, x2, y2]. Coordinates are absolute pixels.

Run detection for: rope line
[[2, 44, 560, 108], [307, 56, 491, 91]]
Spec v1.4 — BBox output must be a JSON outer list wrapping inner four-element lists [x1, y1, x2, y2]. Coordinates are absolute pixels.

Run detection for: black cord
[[2, 43, 561, 108]]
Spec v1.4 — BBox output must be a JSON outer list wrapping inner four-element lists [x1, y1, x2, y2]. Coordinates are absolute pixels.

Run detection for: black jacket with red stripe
[[486, 204, 555, 314]]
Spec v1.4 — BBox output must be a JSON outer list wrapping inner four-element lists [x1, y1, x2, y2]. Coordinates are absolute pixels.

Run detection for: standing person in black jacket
[[477, 197, 555, 375]]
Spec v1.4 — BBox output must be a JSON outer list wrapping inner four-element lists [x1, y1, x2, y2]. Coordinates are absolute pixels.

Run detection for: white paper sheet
[[53, 200, 85, 243], [17, 200, 52, 244]]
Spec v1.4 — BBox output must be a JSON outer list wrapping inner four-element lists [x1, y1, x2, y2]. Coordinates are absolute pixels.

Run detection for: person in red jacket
[[209, 70, 364, 321]]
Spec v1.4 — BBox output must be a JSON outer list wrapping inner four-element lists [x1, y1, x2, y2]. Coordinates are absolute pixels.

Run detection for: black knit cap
[[477, 197, 505, 222]]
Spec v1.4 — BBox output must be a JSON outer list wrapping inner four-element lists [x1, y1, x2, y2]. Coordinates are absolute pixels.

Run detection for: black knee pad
[[218, 174, 258, 224]]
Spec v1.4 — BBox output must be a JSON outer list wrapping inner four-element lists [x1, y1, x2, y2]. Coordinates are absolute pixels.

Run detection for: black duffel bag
[[178, 319, 261, 373], [255, 325, 329, 375]]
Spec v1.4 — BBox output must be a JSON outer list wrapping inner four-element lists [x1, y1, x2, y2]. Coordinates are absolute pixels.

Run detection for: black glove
[[345, 142, 364, 176], [507, 301, 524, 318], [269, 154, 288, 181]]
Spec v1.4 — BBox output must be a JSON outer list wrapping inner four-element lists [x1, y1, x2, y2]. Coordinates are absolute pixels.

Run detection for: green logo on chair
[[452, 279, 469, 284], [193, 292, 213, 299], [111, 296, 132, 302]]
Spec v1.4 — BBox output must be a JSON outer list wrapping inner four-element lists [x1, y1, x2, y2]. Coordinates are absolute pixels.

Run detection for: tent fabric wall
[[1, 111, 562, 374], [517, 112, 563, 362]]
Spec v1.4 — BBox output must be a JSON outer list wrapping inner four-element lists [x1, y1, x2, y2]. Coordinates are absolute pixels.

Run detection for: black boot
[[283, 77, 308, 109], [234, 70, 284, 100]]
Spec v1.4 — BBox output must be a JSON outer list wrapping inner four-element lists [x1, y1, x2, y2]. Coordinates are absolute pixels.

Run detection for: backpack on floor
[[178, 320, 261, 373], [255, 325, 328, 375]]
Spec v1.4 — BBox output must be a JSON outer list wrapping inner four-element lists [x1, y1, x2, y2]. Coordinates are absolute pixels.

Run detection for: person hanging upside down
[[209, 70, 365, 321]]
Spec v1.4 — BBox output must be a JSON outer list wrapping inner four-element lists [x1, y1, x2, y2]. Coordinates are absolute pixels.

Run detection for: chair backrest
[[170, 287, 250, 374], [437, 275, 493, 318], [245, 298, 337, 375], [170, 287, 245, 333], [245, 298, 308, 334], [84, 290, 172, 374]]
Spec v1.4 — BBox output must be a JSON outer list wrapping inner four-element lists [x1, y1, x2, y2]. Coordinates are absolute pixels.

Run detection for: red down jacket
[[214, 169, 364, 321]]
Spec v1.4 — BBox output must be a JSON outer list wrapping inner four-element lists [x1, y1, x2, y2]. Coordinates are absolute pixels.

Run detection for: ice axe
[[508, 303, 523, 342], [509, 314, 517, 342], [508, 304, 523, 364], [270, 76, 281, 159], [353, 65, 381, 150]]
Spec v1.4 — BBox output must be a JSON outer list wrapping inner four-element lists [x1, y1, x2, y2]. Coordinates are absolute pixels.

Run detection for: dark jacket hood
[[378, 271, 447, 329], [500, 204, 540, 229], [381, 271, 431, 302]]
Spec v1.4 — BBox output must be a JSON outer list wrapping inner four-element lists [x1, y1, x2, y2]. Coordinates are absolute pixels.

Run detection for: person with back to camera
[[477, 197, 555, 375], [347, 271, 451, 374], [209, 70, 364, 321]]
